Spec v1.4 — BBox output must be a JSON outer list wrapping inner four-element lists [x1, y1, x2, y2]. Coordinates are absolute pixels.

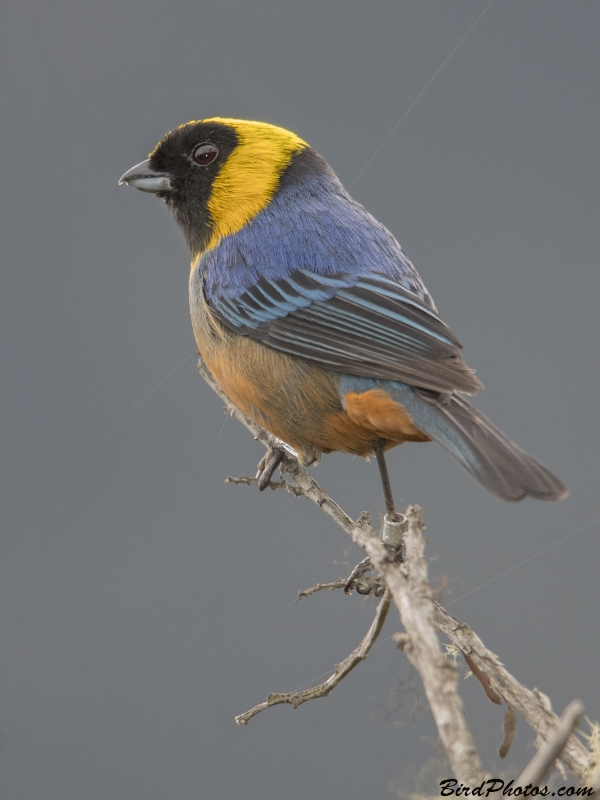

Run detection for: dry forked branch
[[197, 357, 596, 786], [235, 588, 392, 725]]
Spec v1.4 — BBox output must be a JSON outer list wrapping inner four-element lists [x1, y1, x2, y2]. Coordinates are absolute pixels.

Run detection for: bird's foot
[[256, 445, 288, 491], [343, 539, 404, 597], [344, 556, 381, 596]]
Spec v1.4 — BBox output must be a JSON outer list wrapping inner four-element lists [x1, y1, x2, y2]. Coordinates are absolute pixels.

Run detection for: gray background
[[1, 1, 599, 797]]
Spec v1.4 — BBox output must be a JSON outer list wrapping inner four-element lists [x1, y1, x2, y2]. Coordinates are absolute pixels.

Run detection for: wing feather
[[209, 269, 482, 394]]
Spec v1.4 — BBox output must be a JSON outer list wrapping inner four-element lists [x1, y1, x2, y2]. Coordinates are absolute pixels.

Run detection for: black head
[[150, 120, 238, 254], [120, 118, 320, 256]]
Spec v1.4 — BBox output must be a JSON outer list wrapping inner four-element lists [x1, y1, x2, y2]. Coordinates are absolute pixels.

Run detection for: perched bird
[[120, 117, 566, 519]]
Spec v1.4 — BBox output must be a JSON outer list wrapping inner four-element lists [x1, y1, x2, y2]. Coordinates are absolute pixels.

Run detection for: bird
[[119, 117, 566, 527]]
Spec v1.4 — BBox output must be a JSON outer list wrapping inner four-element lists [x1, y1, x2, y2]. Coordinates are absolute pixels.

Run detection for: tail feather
[[394, 387, 567, 502]]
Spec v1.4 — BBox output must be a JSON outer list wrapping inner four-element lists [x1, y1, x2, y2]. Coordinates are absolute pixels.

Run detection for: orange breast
[[190, 294, 429, 461]]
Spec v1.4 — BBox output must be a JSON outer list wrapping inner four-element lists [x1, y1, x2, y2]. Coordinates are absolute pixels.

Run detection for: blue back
[[191, 163, 484, 395], [200, 171, 433, 308]]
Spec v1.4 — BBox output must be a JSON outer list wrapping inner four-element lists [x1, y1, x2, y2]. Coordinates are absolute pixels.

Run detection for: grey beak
[[119, 159, 173, 193]]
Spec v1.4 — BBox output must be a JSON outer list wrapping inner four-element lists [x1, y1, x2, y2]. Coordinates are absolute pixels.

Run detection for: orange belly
[[191, 297, 430, 462]]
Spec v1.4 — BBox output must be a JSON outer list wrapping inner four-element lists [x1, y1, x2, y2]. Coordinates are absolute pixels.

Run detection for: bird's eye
[[191, 143, 219, 167]]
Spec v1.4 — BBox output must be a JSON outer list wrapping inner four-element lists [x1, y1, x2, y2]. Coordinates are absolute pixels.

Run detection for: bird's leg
[[256, 445, 287, 491], [344, 439, 404, 596], [373, 438, 398, 521], [373, 438, 406, 558]]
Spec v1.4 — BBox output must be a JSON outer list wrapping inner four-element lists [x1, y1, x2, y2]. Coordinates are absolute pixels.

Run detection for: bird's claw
[[344, 543, 403, 596], [343, 556, 371, 594], [344, 556, 385, 596], [256, 446, 287, 491], [357, 576, 386, 597]]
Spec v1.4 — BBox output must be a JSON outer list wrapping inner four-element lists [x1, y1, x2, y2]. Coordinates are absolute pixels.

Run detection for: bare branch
[[517, 700, 585, 787], [389, 507, 485, 786], [235, 589, 392, 725], [296, 579, 347, 601], [434, 604, 591, 782], [225, 474, 305, 497]]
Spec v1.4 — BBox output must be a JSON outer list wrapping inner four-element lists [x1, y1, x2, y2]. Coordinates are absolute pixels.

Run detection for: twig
[[235, 588, 392, 725], [296, 579, 347, 601], [517, 700, 585, 786], [434, 604, 591, 782], [226, 474, 304, 496]]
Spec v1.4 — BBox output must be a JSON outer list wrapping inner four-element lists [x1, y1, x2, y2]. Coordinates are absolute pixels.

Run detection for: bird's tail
[[393, 387, 567, 502]]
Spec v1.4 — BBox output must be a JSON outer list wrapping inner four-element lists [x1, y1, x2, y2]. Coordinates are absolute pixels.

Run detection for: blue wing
[[198, 167, 482, 394], [208, 267, 482, 394]]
